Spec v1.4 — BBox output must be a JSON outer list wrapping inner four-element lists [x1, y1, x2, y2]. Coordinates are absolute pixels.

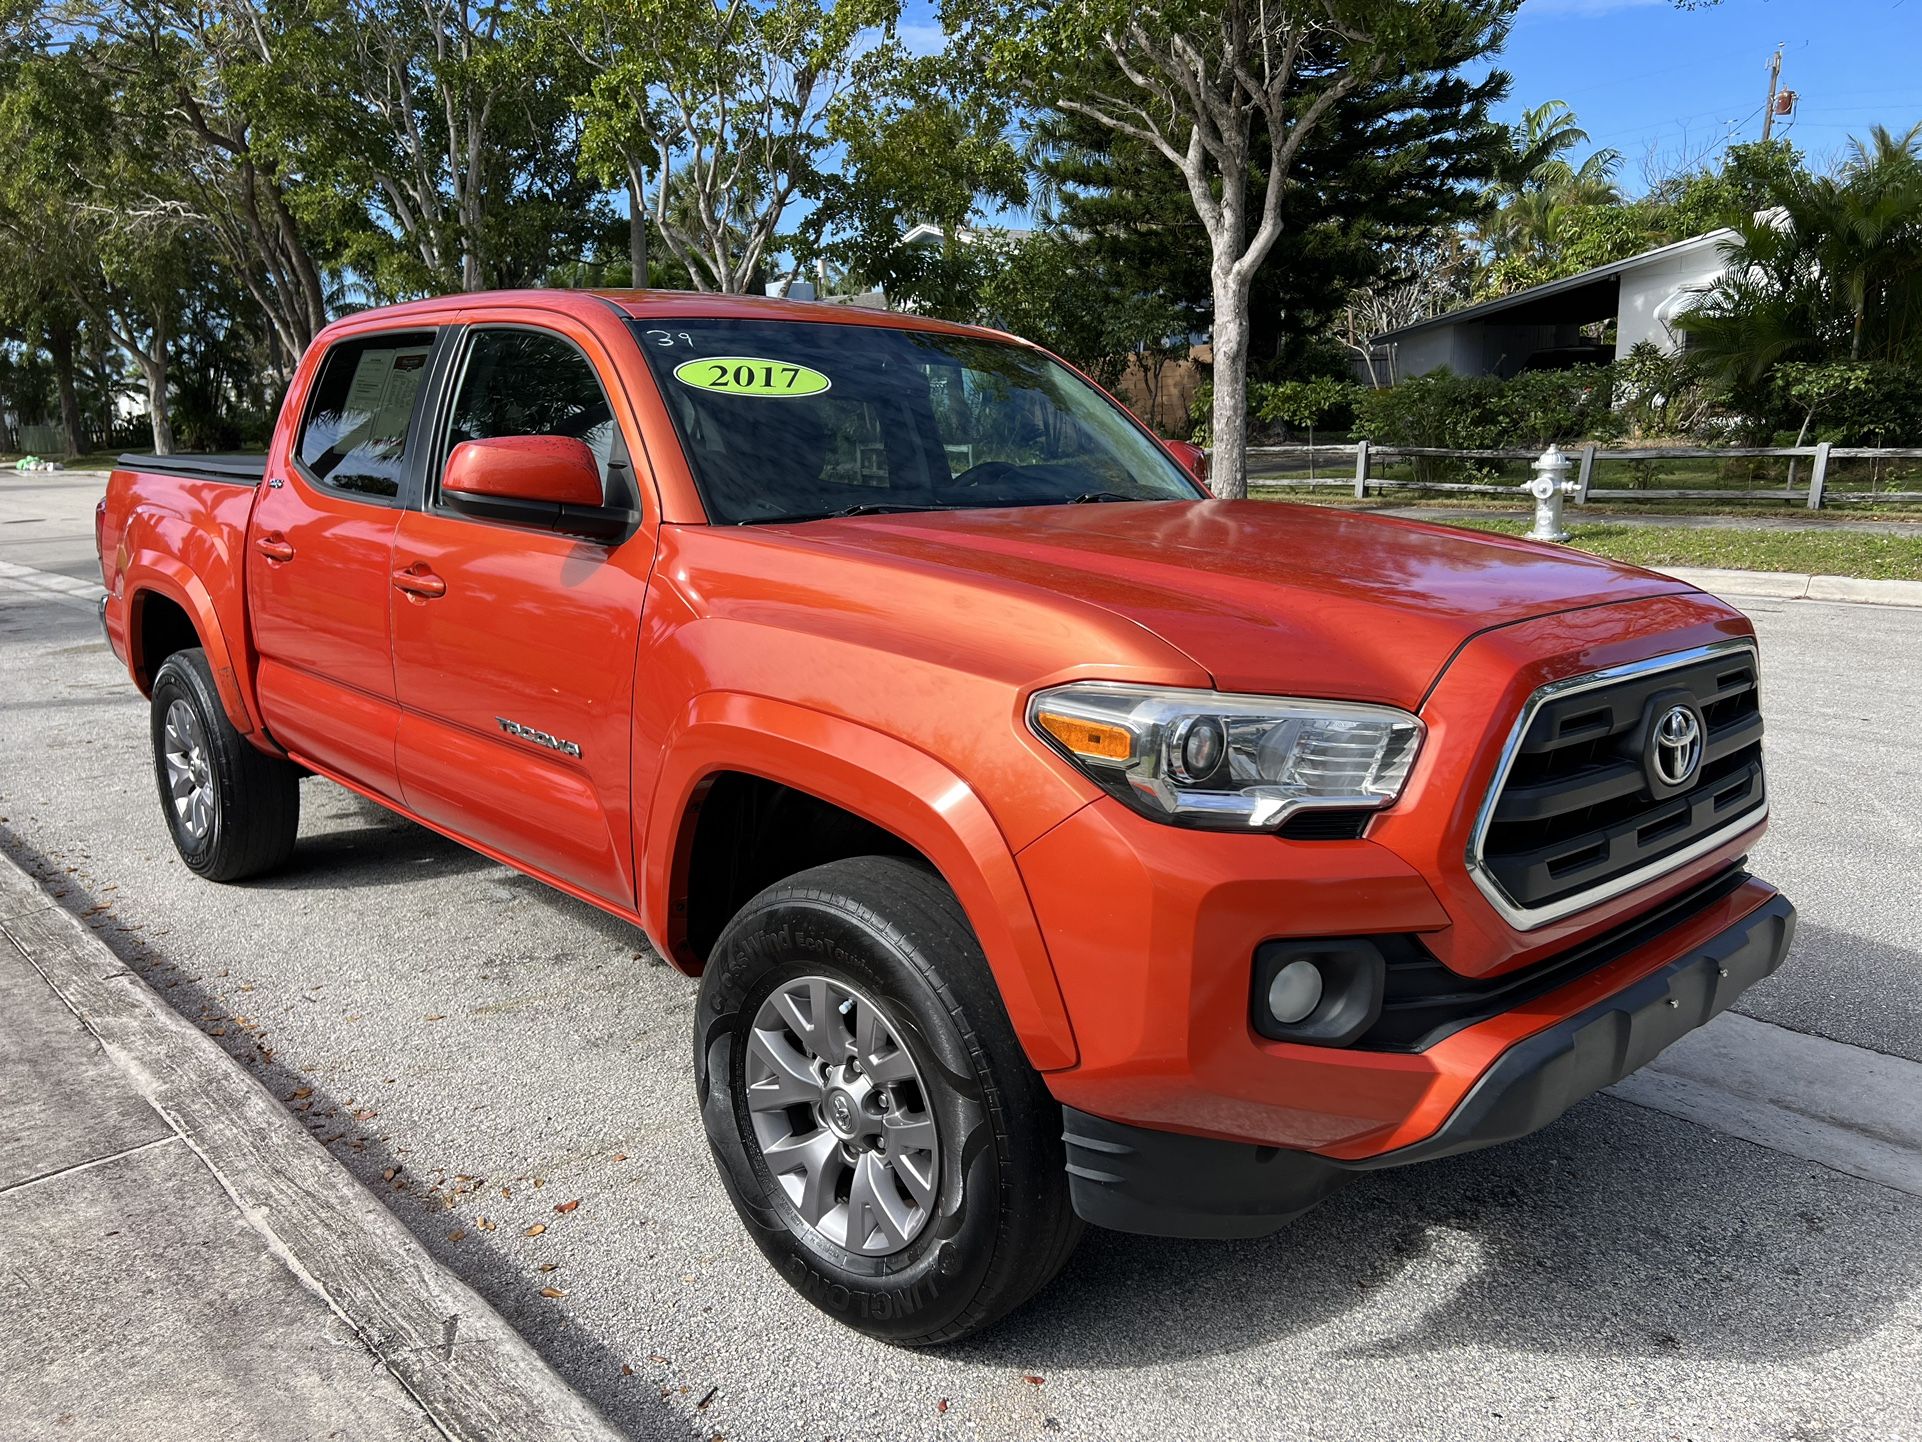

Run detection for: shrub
[[1769, 361, 1922, 445], [1252, 377, 1363, 437], [1352, 366, 1620, 451], [1614, 340, 1717, 439]]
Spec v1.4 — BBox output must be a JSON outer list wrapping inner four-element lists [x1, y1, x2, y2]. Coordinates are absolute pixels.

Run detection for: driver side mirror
[[443, 435, 633, 540], [445, 435, 604, 506], [1165, 439, 1209, 485]]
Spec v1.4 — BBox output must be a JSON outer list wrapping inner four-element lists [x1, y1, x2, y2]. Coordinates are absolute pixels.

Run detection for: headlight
[[1029, 683, 1423, 831]]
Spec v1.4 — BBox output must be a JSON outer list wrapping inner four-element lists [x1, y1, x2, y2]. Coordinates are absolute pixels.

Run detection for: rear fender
[[121, 553, 258, 737], [645, 691, 1079, 1072]]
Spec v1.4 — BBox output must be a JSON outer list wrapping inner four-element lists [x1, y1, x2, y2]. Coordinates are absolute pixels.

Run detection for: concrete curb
[[0, 848, 625, 1442], [1658, 565, 1922, 608]]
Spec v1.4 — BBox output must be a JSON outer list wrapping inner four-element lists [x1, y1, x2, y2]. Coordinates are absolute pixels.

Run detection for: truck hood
[[770, 500, 1694, 708]]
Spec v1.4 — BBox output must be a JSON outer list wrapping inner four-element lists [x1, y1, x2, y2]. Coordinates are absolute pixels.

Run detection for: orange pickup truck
[[96, 289, 1793, 1343]]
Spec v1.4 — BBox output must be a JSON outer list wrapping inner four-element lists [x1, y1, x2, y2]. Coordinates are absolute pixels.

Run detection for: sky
[[1486, 0, 1922, 192]]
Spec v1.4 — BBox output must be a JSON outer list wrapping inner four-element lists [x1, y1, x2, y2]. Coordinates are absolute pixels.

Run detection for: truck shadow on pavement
[[969, 1097, 1919, 1370], [246, 788, 647, 950]]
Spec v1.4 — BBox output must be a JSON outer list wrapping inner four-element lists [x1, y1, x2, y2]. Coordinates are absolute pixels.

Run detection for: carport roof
[[1373, 229, 1736, 343]]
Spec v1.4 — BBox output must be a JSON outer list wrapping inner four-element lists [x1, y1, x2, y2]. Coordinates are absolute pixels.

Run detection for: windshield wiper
[[733, 502, 951, 525], [1064, 490, 1145, 504], [830, 502, 951, 517]]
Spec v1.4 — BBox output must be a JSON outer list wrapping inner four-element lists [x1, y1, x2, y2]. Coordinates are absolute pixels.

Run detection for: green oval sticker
[[672, 356, 832, 398]]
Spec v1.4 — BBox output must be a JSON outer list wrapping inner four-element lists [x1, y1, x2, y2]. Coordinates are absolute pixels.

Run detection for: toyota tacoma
[[95, 289, 1793, 1343]]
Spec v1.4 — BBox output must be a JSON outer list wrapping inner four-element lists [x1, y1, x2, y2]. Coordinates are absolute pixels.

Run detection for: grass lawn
[[1440, 518, 1922, 581]]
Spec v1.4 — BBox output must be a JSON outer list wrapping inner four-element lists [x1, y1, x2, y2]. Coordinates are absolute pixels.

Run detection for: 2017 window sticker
[[672, 356, 832, 397]]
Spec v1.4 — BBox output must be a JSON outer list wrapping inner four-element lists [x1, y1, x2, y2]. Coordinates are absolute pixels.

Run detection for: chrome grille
[[1467, 640, 1767, 929]]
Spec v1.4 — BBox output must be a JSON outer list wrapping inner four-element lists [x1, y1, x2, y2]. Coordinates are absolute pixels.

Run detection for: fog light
[[1251, 938, 1387, 1047], [1266, 959, 1324, 1024]]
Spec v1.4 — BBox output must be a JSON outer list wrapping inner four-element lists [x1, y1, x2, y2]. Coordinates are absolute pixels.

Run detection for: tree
[[1476, 99, 1631, 290], [1035, 56, 1505, 388], [549, 0, 898, 295], [0, 40, 196, 451], [1678, 124, 1922, 385], [805, 51, 1028, 310], [59, 0, 336, 368], [947, 0, 1516, 498], [1340, 232, 1476, 385], [314, 0, 608, 297]]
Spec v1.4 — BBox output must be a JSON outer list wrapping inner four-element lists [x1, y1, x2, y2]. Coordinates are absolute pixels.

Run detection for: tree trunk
[[139, 346, 174, 456], [48, 320, 84, 457], [1208, 257, 1251, 500], [627, 166, 649, 287]]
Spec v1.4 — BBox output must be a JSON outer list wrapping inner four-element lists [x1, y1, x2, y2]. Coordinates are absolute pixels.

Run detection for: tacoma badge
[[496, 717, 581, 759]]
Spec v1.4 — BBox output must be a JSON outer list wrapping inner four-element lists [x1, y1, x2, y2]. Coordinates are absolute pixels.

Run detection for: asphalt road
[[4, 471, 1921, 1441]]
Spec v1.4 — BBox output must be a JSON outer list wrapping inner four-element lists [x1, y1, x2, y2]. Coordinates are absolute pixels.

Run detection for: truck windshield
[[630, 318, 1202, 524]]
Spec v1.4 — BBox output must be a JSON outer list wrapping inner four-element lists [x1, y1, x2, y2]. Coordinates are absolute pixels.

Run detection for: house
[[1371, 229, 1739, 382], [898, 222, 1035, 252]]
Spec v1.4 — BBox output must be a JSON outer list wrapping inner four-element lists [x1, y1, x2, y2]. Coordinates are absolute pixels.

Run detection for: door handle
[[255, 535, 295, 562], [391, 564, 447, 600]]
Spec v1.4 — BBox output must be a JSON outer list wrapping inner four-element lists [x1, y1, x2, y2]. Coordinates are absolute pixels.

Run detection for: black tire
[[694, 855, 1081, 1344], [150, 647, 300, 882]]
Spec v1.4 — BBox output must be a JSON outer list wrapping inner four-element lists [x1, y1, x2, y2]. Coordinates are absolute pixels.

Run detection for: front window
[[632, 319, 1201, 524]]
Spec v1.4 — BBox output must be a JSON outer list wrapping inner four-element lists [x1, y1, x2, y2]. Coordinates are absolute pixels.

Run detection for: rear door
[[248, 327, 446, 798], [389, 320, 656, 907]]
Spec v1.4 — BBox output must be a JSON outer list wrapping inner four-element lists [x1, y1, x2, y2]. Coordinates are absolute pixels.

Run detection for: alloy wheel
[[744, 974, 940, 1256], [162, 698, 216, 842]]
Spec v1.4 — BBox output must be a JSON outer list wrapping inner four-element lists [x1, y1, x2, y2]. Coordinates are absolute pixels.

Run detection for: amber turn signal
[[1033, 709, 1133, 762]]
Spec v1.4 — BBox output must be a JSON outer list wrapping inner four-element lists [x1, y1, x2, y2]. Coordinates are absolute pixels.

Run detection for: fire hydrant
[[1523, 444, 1578, 543]]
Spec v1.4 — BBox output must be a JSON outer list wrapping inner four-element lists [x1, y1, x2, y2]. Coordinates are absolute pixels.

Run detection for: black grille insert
[[1477, 647, 1765, 914], [1277, 808, 1371, 841], [1358, 864, 1753, 1051]]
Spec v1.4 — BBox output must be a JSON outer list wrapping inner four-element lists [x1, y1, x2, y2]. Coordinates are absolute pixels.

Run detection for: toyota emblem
[[1652, 704, 1703, 788]]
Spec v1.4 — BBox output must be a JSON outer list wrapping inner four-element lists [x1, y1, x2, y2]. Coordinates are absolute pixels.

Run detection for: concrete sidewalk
[[0, 850, 623, 1442]]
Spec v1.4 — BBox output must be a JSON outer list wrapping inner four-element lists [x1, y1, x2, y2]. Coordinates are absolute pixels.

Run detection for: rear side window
[[296, 331, 435, 499], [442, 329, 622, 498]]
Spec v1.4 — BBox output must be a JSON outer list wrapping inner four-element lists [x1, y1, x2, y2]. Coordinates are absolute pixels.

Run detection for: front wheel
[[694, 856, 1080, 1344], [150, 647, 300, 881]]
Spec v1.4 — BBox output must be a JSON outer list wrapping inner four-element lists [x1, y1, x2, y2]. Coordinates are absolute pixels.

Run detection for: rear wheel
[[150, 648, 300, 881], [694, 856, 1080, 1344]]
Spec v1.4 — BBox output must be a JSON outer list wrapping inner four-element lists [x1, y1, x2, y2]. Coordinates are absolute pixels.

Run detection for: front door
[[248, 327, 439, 798], [390, 323, 655, 907]]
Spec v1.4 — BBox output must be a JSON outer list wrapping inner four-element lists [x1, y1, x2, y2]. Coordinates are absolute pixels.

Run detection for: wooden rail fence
[[1241, 442, 1922, 509]]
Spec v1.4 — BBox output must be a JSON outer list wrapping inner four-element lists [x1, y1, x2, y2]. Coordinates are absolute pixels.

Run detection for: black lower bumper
[[1063, 891, 1796, 1239]]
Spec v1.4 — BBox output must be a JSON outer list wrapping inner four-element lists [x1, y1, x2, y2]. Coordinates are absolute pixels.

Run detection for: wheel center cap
[[824, 1088, 859, 1139]]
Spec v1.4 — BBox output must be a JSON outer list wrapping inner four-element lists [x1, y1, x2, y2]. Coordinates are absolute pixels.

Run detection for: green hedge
[[1352, 366, 1624, 450], [1769, 362, 1922, 446], [1188, 378, 1365, 446]]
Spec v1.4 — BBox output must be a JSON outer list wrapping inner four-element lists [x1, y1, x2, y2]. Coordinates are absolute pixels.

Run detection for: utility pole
[[1761, 45, 1784, 142]]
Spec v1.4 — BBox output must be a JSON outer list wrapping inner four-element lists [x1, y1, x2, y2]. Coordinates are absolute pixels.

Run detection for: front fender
[[643, 691, 1079, 1073]]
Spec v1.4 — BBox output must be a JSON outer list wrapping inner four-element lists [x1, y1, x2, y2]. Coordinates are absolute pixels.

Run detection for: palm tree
[[1679, 123, 1922, 382], [1506, 101, 1623, 195], [1481, 101, 1625, 267]]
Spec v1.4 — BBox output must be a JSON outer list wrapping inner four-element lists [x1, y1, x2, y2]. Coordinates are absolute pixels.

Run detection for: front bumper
[[1062, 890, 1795, 1238]]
